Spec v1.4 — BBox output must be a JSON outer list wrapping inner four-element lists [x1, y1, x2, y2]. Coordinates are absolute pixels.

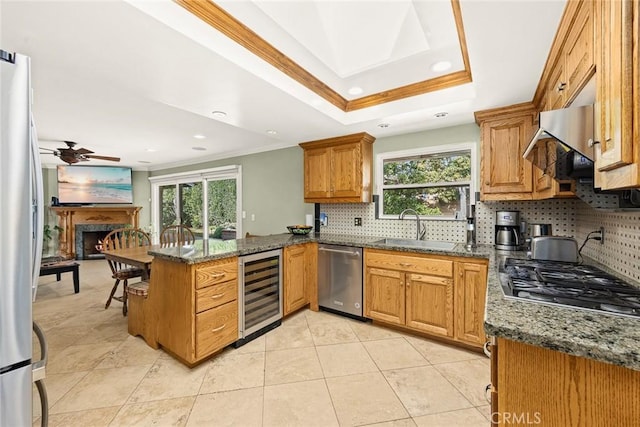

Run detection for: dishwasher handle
[[318, 247, 361, 257]]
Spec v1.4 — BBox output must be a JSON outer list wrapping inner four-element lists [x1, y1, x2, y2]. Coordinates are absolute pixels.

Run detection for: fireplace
[[75, 224, 125, 260], [51, 206, 141, 259]]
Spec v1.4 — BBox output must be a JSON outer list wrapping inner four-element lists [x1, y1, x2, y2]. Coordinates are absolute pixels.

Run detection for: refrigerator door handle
[[33, 321, 48, 427], [32, 321, 47, 380], [30, 116, 44, 302]]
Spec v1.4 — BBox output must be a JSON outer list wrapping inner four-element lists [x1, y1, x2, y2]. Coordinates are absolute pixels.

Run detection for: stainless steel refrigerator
[[1, 49, 48, 426]]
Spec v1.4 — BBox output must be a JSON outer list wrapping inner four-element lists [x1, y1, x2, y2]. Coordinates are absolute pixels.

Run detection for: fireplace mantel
[[52, 206, 141, 259]]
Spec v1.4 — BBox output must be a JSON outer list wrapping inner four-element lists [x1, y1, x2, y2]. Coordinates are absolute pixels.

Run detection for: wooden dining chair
[[102, 227, 151, 316], [160, 224, 196, 247]]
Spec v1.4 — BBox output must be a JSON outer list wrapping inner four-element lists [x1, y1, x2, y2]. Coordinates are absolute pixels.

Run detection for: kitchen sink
[[373, 238, 457, 251]]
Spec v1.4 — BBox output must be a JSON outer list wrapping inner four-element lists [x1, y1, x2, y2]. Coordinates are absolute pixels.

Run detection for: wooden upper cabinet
[[303, 147, 331, 199], [563, 0, 595, 104], [593, 0, 639, 189], [475, 104, 536, 200], [532, 139, 575, 200], [300, 132, 375, 203], [536, 0, 595, 112]]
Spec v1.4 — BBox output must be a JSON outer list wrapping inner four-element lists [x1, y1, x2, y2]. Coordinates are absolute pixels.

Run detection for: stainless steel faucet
[[399, 208, 426, 240]]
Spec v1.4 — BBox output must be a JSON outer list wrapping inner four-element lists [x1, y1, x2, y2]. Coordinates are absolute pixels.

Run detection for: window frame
[[149, 165, 242, 243], [375, 143, 477, 220]]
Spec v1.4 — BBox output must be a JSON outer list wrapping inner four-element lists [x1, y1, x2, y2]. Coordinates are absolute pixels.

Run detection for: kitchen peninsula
[[135, 233, 490, 366]]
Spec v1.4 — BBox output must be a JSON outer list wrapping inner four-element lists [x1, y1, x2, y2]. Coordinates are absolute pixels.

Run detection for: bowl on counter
[[287, 225, 313, 235]]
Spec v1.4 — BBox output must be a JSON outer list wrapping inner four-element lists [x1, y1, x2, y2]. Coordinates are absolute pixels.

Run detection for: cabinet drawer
[[366, 250, 453, 277], [195, 301, 238, 359], [195, 280, 237, 313], [195, 259, 238, 289]]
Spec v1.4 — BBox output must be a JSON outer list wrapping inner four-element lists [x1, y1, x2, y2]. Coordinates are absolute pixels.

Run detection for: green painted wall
[[39, 123, 480, 238], [149, 146, 313, 236], [148, 123, 480, 235]]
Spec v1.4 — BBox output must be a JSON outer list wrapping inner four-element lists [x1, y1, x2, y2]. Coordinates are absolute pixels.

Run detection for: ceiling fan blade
[[39, 147, 57, 152], [75, 148, 94, 155], [84, 154, 121, 162]]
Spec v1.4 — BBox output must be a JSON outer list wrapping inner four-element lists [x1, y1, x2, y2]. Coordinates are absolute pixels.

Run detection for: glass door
[[159, 184, 177, 229], [179, 182, 203, 239], [207, 178, 237, 240]]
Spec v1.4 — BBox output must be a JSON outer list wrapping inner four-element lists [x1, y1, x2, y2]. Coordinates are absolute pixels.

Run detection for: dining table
[[101, 244, 161, 280]]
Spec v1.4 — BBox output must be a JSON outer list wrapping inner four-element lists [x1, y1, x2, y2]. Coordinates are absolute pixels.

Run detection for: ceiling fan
[[40, 141, 120, 164]]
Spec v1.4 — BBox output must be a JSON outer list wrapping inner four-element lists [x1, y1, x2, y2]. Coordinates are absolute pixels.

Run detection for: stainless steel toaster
[[529, 236, 579, 263]]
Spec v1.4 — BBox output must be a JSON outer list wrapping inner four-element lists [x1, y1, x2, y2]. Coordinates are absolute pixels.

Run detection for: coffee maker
[[495, 210, 522, 250]]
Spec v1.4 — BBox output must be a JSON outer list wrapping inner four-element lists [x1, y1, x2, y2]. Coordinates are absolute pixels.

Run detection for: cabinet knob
[[399, 262, 412, 267], [210, 293, 225, 300], [557, 82, 567, 91]]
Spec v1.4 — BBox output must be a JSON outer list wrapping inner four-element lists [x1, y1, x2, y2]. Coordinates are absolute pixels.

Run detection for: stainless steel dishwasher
[[318, 244, 363, 318]]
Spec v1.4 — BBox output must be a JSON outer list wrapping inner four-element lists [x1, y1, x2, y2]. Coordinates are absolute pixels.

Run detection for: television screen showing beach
[[57, 166, 133, 204]]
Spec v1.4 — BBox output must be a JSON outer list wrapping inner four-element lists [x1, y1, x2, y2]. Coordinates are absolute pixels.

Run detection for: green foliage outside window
[[382, 152, 471, 217], [160, 179, 237, 236]]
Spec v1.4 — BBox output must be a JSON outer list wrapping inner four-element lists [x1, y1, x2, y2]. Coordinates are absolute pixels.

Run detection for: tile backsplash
[[320, 198, 640, 283]]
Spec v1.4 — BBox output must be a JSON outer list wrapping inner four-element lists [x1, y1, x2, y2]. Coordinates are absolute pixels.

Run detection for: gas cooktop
[[500, 258, 640, 318]]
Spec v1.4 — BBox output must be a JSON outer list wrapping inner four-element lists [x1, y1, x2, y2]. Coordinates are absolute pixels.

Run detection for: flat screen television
[[57, 165, 133, 205]]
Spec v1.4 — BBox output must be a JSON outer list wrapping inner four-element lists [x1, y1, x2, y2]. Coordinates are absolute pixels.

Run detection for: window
[[149, 165, 242, 242], [376, 143, 476, 220]]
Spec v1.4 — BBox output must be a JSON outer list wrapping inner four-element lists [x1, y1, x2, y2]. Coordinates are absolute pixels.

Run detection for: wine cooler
[[236, 249, 282, 346]]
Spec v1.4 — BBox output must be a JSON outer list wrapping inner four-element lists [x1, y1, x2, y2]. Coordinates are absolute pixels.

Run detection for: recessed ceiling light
[[434, 112, 448, 118], [431, 61, 452, 72], [378, 123, 390, 128], [348, 86, 363, 95], [146, 148, 157, 152], [193, 134, 206, 139], [212, 111, 227, 118], [138, 160, 151, 164], [266, 130, 277, 135], [192, 146, 207, 151]]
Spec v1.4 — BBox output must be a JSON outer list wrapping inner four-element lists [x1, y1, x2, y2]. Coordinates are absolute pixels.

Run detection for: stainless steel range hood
[[523, 104, 640, 210], [523, 104, 594, 161]]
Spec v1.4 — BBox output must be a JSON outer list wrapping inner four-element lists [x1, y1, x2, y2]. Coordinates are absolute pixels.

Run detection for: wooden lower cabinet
[[283, 243, 317, 316], [496, 338, 640, 426], [406, 273, 453, 337], [365, 267, 405, 325], [153, 256, 238, 365], [455, 262, 488, 345], [364, 249, 487, 347]]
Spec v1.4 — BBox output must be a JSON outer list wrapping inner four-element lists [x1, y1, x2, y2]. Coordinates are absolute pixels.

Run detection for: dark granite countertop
[[484, 250, 640, 372], [147, 232, 490, 263], [148, 232, 640, 371]]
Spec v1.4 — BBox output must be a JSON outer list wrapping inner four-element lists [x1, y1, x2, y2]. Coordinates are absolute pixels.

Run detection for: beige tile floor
[[33, 260, 491, 427]]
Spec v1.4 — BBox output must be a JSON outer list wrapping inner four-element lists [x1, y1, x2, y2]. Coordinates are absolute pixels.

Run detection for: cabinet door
[[365, 267, 405, 325], [405, 273, 454, 337], [481, 115, 534, 196], [304, 147, 331, 199], [283, 245, 308, 316], [564, 0, 594, 103], [532, 140, 554, 198], [547, 60, 566, 110], [331, 143, 361, 198], [595, 0, 634, 174], [454, 262, 488, 345]]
